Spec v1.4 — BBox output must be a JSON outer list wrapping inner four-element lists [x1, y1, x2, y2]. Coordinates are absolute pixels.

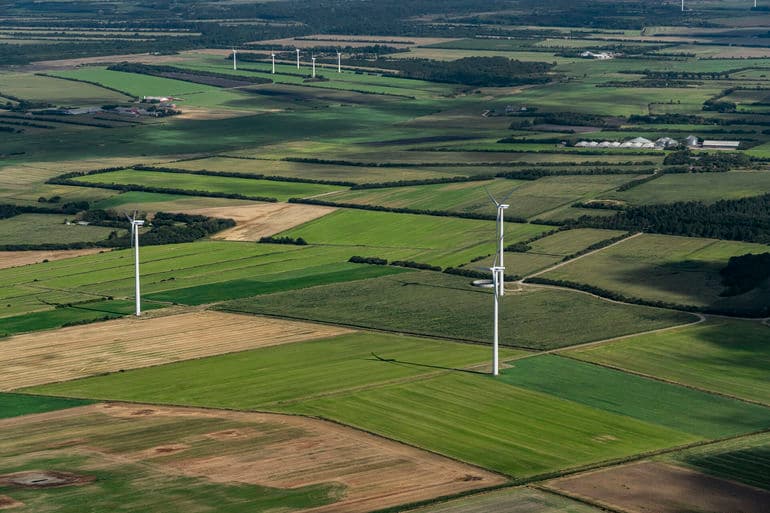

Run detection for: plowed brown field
[[0, 249, 105, 270]]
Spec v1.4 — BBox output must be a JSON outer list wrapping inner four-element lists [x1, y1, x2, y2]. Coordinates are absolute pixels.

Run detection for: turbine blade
[[483, 186, 499, 206], [500, 188, 516, 204]]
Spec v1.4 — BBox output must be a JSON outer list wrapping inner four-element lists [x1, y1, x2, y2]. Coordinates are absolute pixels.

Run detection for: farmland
[[0, 393, 92, 420], [0, 214, 124, 245]]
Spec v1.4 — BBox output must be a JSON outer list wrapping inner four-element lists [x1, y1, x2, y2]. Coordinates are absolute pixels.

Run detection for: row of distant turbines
[[681, 0, 758, 10], [231, 48, 343, 78]]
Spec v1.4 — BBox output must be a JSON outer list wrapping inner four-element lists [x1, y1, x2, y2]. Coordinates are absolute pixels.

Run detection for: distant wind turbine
[[232, 48, 238, 70], [312, 55, 316, 78], [485, 187, 513, 296], [489, 264, 504, 376], [125, 211, 145, 316], [337, 51, 342, 73], [296, 48, 300, 69], [271, 51, 276, 74]]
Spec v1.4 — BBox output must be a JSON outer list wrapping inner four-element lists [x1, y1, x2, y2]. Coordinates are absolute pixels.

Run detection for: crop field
[[92, 192, 258, 211], [603, 171, 770, 205], [546, 461, 770, 513], [0, 403, 504, 513], [1, 311, 351, 391], [569, 319, 770, 405], [0, 248, 104, 270], [276, 208, 550, 266], [527, 228, 627, 257], [498, 355, 770, 438], [0, 214, 124, 245], [0, 393, 92, 420], [409, 487, 602, 513], [661, 432, 770, 490], [71, 168, 346, 200], [221, 271, 696, 349], [165, 156, 484, 183], [540, 233, 770, 311], [0, 72, 130, 105]]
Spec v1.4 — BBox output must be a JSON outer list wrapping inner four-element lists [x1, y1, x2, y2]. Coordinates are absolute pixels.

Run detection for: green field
[[0, 392, 92, 419], [327, 175, 637, 220], [0, 72, 130, 105], [92, 191, 258, 211], [661, 433, 770, 491], [72, 169, 345, 200], [0, 214, 124, 245], [28, 332, 524, 407], [527, 228, 627, 256], [221, 271, 696, 349], [603, 171, 770, 205], [569, 319, 770, 405], [277, 208, 549, 266], [499, 355, 770, 438], [541, 233, 770, 312]]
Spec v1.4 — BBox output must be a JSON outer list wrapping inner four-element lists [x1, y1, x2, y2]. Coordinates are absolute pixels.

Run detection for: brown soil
[[0, 471, 94, 489], [184, 203, 336, 241], [546, 461, 770, 513], [0, 403, 506, 513], [0, 496, 22, 509], [0, 249, 106, 270], [0, 311, 352, 390]]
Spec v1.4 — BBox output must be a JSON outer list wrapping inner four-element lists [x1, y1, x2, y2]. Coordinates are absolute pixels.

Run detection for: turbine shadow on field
[[368, 352, 486, 375]]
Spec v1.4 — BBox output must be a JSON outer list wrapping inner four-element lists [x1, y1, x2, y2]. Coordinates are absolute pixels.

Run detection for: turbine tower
[[681, 0, 684, 11], [490, 264, 504, 376], [337, 51, 342, 73], [312, 55, 316, 78], [271, 52, 276, 74], [296, 48, 300, 69], [126, 212, 145, 317], [232, 48, 238, 70], [485, 187, 512, 296]]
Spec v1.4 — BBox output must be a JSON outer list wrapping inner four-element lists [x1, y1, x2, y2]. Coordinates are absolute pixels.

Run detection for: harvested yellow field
[[0, 403, 506, 513], [187, 202, 337, 241], [0, 311, 351, 390], [0, 249, 106, 270]]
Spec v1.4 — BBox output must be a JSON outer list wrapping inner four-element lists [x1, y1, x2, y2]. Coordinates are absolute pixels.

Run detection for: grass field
[[499, 355, 770, 438], [221, 271, 696, 349], [92, 191, 257, 211], [0, 72, 130, 105], [603, 171, 770, 205], [527, 228, 627, 257], [541, 233, 770, 311], [276, 208, 550, 267], [662, 432, 770, 490], [327, 176, 637, 220], [0, 214, 124, 245], [72, 168, 345, 200], [569, 319, 770, 405], [0, 392, 92, 419]]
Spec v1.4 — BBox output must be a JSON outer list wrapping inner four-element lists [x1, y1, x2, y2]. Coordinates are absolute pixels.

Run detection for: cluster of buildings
[[574, 136, 741, 151], [579, 51, 619, 60]]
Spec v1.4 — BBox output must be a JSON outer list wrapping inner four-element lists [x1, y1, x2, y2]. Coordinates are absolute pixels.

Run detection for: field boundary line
[[531, 484, 629, 513], [525, 231, 643, 279], [556, 353, 770, 408]]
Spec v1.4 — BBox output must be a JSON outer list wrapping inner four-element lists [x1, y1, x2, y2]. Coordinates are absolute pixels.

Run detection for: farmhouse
[[580, 51, 615, 60], [685, 135, 700, 148]]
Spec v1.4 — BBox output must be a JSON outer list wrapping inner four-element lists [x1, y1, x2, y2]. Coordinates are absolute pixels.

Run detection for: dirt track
[[186, 203, 336, 241], [0, 311, 351, 390], [0, 403, 506, 513], [546, 461, 770, 513], [0, 249, 106, 270]]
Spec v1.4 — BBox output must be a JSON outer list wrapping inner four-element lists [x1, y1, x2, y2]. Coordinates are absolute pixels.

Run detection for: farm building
[[580, 51, 615, 60], [702, 140, 740, 150], [685, 135, 700, 148]]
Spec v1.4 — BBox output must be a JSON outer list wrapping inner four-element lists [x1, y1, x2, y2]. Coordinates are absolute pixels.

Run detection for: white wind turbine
[[337, 51, 342, 73], [296, 48, 300, 69], [489, 261, 504, 376], [485, 187, 513, 297], [126, 211, 145, 317], [271, 51, 276, 74], [232, 48, 238, 70], [311, 55, 317, 78]]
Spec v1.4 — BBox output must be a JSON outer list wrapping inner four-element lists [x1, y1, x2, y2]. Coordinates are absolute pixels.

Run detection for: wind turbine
[[490, 263, 504, 376], [311, 55, 316, 78], [232, 48, 238, 70], [337, 51, 342, 73], [271, 51, 276, 74], [485, 187, 513, 296], [126, 211, 145, 317], [681, 0, 685, 11], [296, 48, 300, 69]]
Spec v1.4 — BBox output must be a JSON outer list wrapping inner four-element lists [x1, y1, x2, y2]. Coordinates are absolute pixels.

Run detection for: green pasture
[[661, 432, 770, 491], [28, 332, 523, 407], [0, 392, 92, 419], [0, 214, 124, 245], [528, 228, 627, 256], [277, 208, 548, 266], [569, 319, 770, 405], [93, 191, 257, 211], [283, 372, 695, 478], [221, 271, 696, 349], [72, 168, 345, 200], [604, 171, 770, 205], [0, 72, 130, 105], [540, 233, 770, 311], [500, 355, 770, 438]]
